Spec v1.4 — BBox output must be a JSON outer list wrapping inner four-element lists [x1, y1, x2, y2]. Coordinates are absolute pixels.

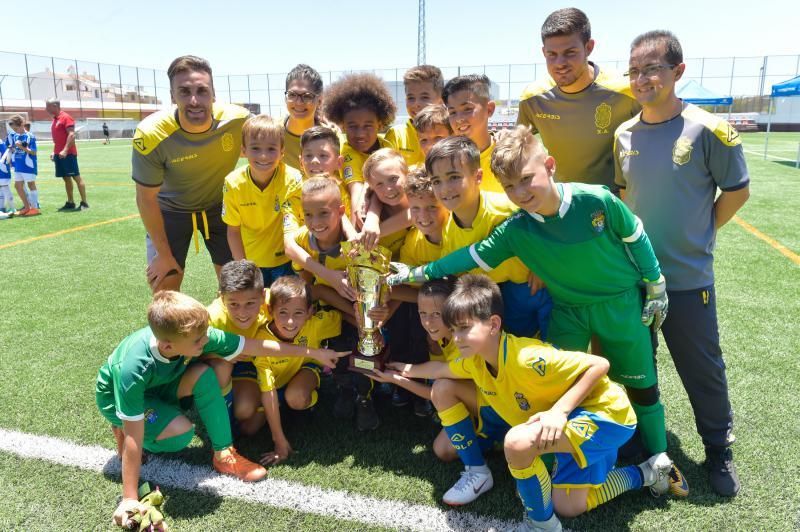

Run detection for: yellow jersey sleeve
[[281, 164, 304, 235], [221, 166, 247, 227], [399, 228, 441, 266], [479, 138, 504, 193], [448, 354, 478, 379], [385, 120, 424, 167], [307, 308, 343, 345]]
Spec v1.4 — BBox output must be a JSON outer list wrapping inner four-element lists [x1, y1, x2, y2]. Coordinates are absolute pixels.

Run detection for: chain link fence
[[1, 50, 798, 138]]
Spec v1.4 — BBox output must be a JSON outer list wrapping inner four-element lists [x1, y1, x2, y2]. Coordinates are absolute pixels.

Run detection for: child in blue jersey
[[0, 140, 13, 216], [388, 275, 673, 531], [7, 115, 39, 216]]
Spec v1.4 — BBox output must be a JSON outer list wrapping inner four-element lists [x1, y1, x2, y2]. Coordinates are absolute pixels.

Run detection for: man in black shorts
[[132, 55, 249, 292]]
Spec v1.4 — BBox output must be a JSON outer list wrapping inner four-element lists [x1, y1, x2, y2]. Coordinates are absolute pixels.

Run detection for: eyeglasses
[[285, 90, 317, 104], [623, 64, 676, 79]]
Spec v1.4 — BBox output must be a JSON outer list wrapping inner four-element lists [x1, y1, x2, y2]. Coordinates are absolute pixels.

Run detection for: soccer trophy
[[341, 241, 392, 375]]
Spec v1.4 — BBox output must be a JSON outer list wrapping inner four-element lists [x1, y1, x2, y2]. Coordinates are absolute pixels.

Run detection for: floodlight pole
[[417, 0, 426, 65], [764, 97, 772, 160]]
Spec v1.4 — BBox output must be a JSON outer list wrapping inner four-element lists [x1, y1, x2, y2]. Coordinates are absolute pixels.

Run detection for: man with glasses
[[517, 7, 640, 188], [132, 55, 250, 292], [614, 30, 749, 497]]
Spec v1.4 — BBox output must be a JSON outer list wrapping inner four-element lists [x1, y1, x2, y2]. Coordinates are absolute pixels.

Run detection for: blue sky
[[6, 0, 799, 75]]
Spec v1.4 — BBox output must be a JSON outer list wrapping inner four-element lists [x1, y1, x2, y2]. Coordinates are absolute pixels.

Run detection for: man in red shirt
[[46, 98, 88, 211]]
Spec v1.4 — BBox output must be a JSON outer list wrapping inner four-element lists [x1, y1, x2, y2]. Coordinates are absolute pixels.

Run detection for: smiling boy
[[222, 114, 304, 285]]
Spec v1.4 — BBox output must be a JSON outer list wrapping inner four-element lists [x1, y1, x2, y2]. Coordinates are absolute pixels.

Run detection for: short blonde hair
[[490, 126, 547, 182], [302, 175, 342, 203], [404, 167, 435, 199], [7, 114, 25, 127], [412, 104, 452, 134], [242, 114, 284, 148], [362, 148, 407, 183], [148, 291, 209, 339], [403, 65, 444, 94]]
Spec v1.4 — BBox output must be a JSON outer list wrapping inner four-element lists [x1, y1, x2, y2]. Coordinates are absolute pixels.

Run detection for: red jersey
[[51, 111, 78, 155]]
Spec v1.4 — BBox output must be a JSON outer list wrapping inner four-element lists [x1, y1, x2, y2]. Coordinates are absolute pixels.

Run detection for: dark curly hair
[[322, 73, 397, 130]]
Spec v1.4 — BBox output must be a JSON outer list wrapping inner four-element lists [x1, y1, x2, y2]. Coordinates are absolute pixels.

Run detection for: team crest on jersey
[[567, 416, 598, 441], [591, 210, 606, 233], [514, 392, 531, 411], [594, 102, 612, 133], [296, 336, 308, 346], [144, 409, 158, 424], [343, 166, 354, 180], [274, 196, 281, 212], [672, 136, 693, 166], [221, 132, 234, 152], [531, 356, 546, 376]]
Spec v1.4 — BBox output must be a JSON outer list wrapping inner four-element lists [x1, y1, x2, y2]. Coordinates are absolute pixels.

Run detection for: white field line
[[743, 148, 798, 162], [0, 428, 517, 532]]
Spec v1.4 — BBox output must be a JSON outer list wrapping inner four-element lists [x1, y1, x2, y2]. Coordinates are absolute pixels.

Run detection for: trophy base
[[349, 348, 389, 376]]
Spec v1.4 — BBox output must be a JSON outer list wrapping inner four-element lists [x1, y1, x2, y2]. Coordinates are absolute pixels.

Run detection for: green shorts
[[547, 288, 656, 389], [96, 379, 184, 451]]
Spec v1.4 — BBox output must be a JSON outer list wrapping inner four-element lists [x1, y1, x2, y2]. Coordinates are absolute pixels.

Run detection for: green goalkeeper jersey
[[425, 183, 661, 306]]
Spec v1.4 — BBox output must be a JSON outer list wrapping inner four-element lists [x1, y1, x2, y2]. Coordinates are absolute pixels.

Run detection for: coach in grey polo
[[614, 30, 750, 497]]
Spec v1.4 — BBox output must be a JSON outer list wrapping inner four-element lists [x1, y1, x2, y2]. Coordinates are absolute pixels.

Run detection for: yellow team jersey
[[282, 117, 303, 170], [399, 227, 441, 266], [292, 226, 348, 287], [479, 137, 503, 193], [449, 332, 636, 466], [441, 192, 529, 284], [222, 162, 303, 268], [207, 296, 270, 364], [379, 226, 410, 261], [385, 120, 424, 167], [341, 136, 393, 187], [430, 337, 460, 363], [253, 309, 342, 392]]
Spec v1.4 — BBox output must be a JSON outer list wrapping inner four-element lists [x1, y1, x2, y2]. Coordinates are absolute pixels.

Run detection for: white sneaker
[[639, 452, 673, 496], [505, 514, 563, 532], [442, 466, 493, 505]]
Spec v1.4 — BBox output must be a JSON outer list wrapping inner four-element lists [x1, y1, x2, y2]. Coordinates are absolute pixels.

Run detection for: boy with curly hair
[[322, 73, 396, 224]]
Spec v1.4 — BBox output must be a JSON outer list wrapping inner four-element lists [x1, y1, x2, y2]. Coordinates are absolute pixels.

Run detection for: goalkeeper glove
[[387, 262, 427, 286], [641, 274, 668, 331]]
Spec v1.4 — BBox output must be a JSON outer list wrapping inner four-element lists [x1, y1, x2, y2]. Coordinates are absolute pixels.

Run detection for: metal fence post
[[135, 67, 143, 120], [153, 69, 158, 111], [24, 54, 34, 119], [266, 74, 272, 116], [699, 57, 705, 85], [727, 57, 735, 119], [98, 63, 106, 119], [74, 59, 84, 120], [246, 74, 252, 109], [118, 64, 125, 118], [50, 56, 58, 101], [226, 75, 232, 105]]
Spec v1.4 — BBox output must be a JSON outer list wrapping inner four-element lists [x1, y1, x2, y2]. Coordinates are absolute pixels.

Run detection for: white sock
[[0, 185, 12, 210], [29, 189, 39, 208]]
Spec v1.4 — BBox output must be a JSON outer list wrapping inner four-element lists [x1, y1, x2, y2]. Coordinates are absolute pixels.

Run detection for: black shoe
[[58, 201, 76, 212], [356, 396, 380, 431], [413, 398, 433, 417], [705, 446, 740, 497], [392, 385, 411, 407], [333, 386, 355, 419], [78, 201, 90, 210]]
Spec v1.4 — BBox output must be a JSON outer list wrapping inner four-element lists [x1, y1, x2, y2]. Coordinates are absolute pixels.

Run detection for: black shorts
[[53, 154, 80, 178], [146, 203, 233, 269]]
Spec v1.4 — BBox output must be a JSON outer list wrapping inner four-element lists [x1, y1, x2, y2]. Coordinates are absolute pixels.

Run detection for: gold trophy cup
[[342, 241, 392, 375]]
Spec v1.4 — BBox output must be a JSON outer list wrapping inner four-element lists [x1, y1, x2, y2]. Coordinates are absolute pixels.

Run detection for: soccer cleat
[[356, 396, 380, 431], [333, 386, 356, 419], [79, 201, 90, 210], [22, 207, 40, 216], [16, 207, 30, 216], [413, 398, 433, 417], [391, 385, 411, 407], [504, 514, 563, 532], [706, 446, 740, 497], [442, 466, 493, 505], [212, 447, 267, 482], [638, 452, 673, 496], [668, 463, 690, 497], [0, 211, 13, 220], [58, 202, 76, 212]]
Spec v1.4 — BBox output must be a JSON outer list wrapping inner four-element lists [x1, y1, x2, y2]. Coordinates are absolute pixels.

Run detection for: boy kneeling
[[96, 290, 343, 527], [390, 275, 671, 531]]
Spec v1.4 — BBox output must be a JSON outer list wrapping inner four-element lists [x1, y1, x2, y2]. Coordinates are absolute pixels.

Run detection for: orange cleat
[[22, 207, 41, 216], [213, 447, 267, 482]]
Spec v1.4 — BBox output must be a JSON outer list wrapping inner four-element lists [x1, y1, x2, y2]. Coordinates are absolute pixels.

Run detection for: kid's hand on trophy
[[311, 348, 350, 369], [366, 304, 390, 326], [386, 361, 415, 378]]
